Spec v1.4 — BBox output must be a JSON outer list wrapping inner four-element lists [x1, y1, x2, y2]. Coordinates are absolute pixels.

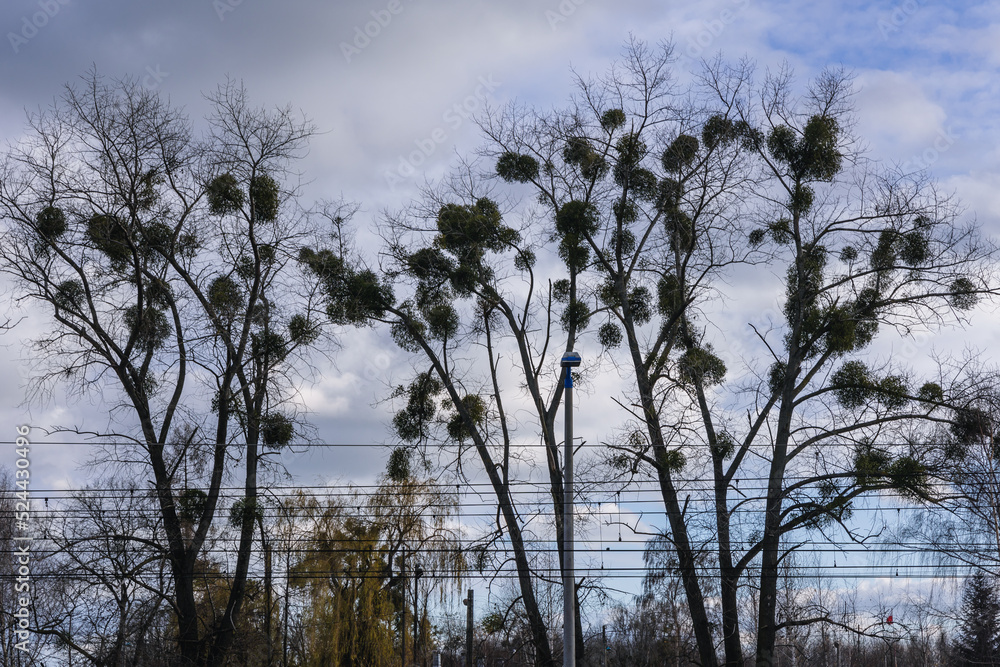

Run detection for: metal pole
[[464, 589, 474, 667], [401, 547, 406, 667], [561, 351, 580, 667]]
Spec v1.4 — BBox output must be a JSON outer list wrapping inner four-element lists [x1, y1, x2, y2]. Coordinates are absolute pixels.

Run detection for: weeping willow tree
[[290, 470, 463, 667]]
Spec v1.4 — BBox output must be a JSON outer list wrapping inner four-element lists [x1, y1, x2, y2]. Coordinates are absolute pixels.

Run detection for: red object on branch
[[887, 615, 893, 624]]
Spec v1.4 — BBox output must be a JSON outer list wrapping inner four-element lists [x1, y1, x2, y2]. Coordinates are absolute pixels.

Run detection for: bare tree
[[32, 478, 171, 666], [460, 40, 999, 666], [300, 159, 596, 664], [0, 72, 329, 666]]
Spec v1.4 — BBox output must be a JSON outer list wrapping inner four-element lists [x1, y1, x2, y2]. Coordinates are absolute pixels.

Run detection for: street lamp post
[[561, 351, 581, 667]]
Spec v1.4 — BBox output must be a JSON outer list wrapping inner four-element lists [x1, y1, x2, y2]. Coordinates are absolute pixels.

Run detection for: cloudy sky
[[2, 0, 999, 606]]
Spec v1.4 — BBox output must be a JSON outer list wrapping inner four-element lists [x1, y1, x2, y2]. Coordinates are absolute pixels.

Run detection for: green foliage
[[900, 230, 929, 265], [783, 244, 827, 341], [677, 345, 727, 387], [208, 275, 245, 324], [871, 229, 898, 272], [613, 133, 649, 189], [553, 278, 571, 303], [555, 200, 598, 271], [407, 247, 456, 283], [831, 360, 873, 409], [768, 219, 793, 244], [655, 178, 683, 212], [767, 126, 797, 166], [661, 134, 699, 172], [135, 168, 162, 211], [563, 137, 608, 180], [436, 198, 519, 289], [735, 121, 764, 151], [823, 302, 878, 356], [953, 572, 1000, 667], [86, 214, 132, 268], [447, 394, 487, 442], [768, 361, 788, 395], [854, 442, 929, 498], [800, 115, 842, 181], [299, 247, 393, 325], [790, 184, 814, 215], [877, 375, 910, 410], [628, 286, 652, 325], [610, 198, 635, 229], [424, 301, 459, 341], [496, 151, 540, 183], [663, 208, 696, 253], [228, 496, 263, 527], [560, 298, 591, 332], [555, 199, 599, 237], [206, 173, 244, 216], [887, 455, 928, 499], [386, 446, 411, 482], [840, 246, 858, 262], [288, 313, 319, 345], [177, 232, 200, 258], [748, 228, 767, 247], [251, 331, 289, 363], [917, 382, 944, 403], [597, 278, 620, 307], [599, 322, 623, 348], [870, 223, 931, 276], [390, 316, 425, 353], [35, 206, 67, 244], [950, 277, 980, 310], [657, 274, 685, 317], [261, 412, 294, 447], [627, 168, 659, 201], [661, 449, 686, 472], [482, 610, 506, 635], [600, 108, 627, 131], [248, 173, 280, 222], [124, 305, 171, 353], [564, 136, 594, 165], [608, 452, 633, 471], [951, 407, 993, 445], [141, 221, 174, 254], [852, 442, 890, 486], [701, 115, 739, 150], [178, 488, 208, 523], [513, 248, 535, 271], [767, 115, 842, 182], [831, 361, 908, 410], [393, 373, 443, 443], [54, 280, 84, 311], [712, 431, 736, 460]]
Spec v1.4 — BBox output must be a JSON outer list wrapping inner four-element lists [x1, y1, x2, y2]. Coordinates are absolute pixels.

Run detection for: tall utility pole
[[401, 546, 406, 667], [561, 351, 581, 667], [463, 589, 474, 667]]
